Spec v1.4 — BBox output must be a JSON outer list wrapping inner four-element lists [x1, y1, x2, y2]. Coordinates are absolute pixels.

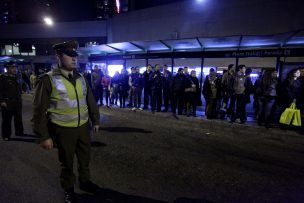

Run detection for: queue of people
[[202, 64, 304, 128], [84, 63, 304, 129], [86, 64, 201, 116]]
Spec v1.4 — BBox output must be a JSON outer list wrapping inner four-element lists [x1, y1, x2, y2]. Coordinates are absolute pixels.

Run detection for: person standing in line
[[91, 65, 103, 106], [127, 67, 136, 108], [135, 66, 144, 110], [150, 64, 163, 113], [118, 69, 129, 108], [229, 65, 247, 123], [162, 65, 172, 112], [257, 70, 278, 127], [281, 68, 302, 113], [101, 72, 111, 107], [30, 72, 37, 89], [143, 64, 153, 110], [111, 71, 120, 105], [240, 67, 254, 123], [220, 64, 235, 119], [189, 70, 200, 117], [83, 69, 92, 88], [171, 68, 185, 115], [202, 68, 219, 119], [0, 61, 25, 141], [32, 41, 101, 203]]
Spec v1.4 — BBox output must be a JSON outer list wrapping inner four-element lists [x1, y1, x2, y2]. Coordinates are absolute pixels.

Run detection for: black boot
[[79, 180, 101, 194], [64, 188, 76, 203]]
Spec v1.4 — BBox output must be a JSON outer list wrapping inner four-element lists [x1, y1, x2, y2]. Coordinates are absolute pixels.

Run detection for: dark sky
[[12, 0, 96, 23], [129, 0, 187, 10], [10, 0, 187, 23]]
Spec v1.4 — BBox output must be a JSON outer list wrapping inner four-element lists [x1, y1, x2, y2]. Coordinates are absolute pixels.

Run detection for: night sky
[[8, 0, 188, 24]]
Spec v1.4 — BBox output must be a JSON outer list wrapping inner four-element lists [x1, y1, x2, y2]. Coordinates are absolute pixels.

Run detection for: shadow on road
[[10, 137, 38, 143], [76, 187, 168, 203], [174, 197, 216, 203], [91, 141, 107, 148], [100, 127, 152, 134]]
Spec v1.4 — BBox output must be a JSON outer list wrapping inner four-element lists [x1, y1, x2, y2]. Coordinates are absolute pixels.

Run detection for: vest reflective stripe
[[49, 97, 87, 109], [47, 72, 89, 127]]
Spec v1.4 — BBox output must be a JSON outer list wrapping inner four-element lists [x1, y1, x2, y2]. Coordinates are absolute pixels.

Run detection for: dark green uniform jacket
[[32, 67, 100, 141], [0, 73, 22, 107]]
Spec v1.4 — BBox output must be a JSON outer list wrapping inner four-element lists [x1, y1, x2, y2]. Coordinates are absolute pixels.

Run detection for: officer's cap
[[53, 40, 79, 57], [4, 61, 17, 68]]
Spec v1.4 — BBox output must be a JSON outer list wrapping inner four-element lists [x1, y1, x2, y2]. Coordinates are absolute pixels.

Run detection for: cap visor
[[63, 51, 79, 57]]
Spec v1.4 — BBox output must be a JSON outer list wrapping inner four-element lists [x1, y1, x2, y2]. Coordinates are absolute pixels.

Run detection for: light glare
[[44, 17, 53, 26], [108, 65, 123, 77], [116, 0, 120, 13]]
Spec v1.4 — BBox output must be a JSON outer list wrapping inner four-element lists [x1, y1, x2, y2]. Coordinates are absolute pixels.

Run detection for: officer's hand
[[93, 125, 100, 133], [0, 102, 7, 108], [40, 138, 54, 150]]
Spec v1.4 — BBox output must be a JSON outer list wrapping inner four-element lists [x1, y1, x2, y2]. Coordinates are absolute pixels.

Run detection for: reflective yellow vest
[[47, 72, 89, 127]]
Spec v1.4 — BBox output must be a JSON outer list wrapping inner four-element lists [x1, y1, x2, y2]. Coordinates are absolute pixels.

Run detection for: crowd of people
[[83, 63, 304, 129], [1, 61, 303, 130], [84, 64, 201, 116]]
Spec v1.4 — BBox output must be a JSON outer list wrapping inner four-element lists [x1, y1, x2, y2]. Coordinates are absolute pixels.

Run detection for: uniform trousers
[[1, 101, 24, 139], [49, 122, 91, 190]]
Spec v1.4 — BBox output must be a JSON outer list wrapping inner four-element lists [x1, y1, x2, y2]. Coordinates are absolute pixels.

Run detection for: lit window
[[108, 65, 123, 77]]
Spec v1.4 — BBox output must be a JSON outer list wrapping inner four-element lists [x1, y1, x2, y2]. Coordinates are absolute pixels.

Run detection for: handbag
[[292, 106, 301, 126], [279, 102, 301, 126]]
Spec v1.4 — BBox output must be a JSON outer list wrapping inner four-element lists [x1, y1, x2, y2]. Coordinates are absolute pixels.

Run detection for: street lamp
[[43, 17, 53, 26]]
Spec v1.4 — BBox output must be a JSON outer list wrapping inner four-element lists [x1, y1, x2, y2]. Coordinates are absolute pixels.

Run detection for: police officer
[[32, 41, 101, 203], [0, 61, 24, 141]]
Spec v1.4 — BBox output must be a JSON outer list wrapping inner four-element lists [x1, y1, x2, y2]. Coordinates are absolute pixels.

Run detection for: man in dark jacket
[[171, 68, 185, 115], [143, 64, 153, 110], [0, 61, 24, 141], [202, 68, 219, 119], [162, 65, 172, 112], [229, 64, 247, 123], [150, 64, 163, 113], [118, 69, 129, 108]]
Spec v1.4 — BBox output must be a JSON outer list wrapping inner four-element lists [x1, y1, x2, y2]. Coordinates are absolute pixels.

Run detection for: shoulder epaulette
[[38, 73, 50, 79]]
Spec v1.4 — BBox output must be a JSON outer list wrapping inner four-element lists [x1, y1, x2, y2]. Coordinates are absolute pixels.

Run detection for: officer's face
[[59, 53, 77, 71]]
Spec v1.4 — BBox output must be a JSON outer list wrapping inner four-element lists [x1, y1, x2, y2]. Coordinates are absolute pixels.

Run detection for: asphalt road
[[0, 94, 304, 203]]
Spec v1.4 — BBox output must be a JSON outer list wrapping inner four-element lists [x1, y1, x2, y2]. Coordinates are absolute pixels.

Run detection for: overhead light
[[44, 17, 53, 26], [116, 0, 120, 13]]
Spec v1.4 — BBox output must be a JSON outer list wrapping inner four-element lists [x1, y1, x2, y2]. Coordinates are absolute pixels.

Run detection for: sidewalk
[[99, 105, 303, 138]]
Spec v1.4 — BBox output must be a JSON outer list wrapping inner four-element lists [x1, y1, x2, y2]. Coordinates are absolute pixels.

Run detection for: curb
[[99, 106, 302, 138]]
